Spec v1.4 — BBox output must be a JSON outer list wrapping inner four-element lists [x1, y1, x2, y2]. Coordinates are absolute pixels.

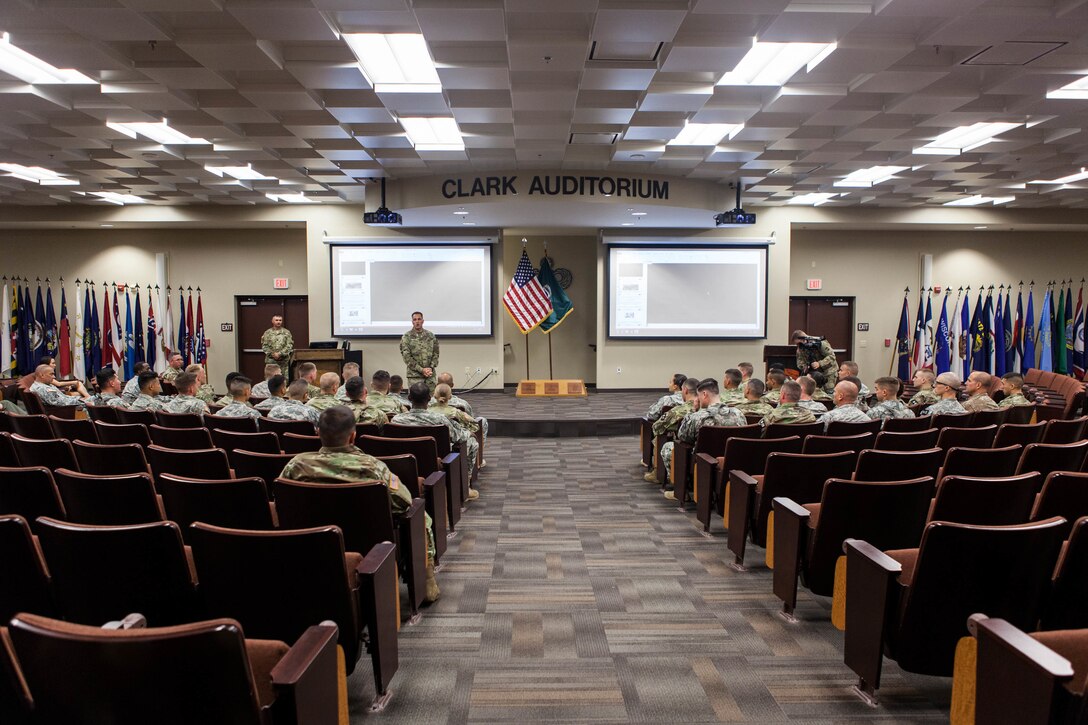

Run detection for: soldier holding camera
[[791, 329, 838, 392]]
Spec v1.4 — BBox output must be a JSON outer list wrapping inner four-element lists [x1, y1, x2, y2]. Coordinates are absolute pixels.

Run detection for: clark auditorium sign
[[441, 175, 670, 200]]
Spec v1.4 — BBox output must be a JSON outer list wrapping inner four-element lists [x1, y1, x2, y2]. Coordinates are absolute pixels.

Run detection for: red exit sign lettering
[[273, 278, 289, 290], [806, 279, 822, 290]]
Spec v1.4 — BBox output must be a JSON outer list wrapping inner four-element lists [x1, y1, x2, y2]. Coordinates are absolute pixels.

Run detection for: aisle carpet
[[348, 436, 951, 723]]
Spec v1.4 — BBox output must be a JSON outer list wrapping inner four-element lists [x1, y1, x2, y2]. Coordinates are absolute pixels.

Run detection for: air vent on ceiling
[[569, 132, 619, 145], [771, 164, 823, 175], [962, 41, 1065, 66], [589, 40, 663, 62]]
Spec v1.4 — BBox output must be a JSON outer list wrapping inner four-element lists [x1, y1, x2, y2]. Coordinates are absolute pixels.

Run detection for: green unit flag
[[537, 257, 573, 334]]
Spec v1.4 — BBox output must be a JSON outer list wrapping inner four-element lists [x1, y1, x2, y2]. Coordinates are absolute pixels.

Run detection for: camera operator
[[791, 329, 837, 392]]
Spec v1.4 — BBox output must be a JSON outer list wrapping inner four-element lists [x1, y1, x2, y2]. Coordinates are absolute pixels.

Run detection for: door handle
[[242, 348, 263, 353]]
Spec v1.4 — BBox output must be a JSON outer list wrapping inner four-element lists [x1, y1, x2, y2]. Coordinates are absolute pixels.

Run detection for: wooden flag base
[[516, 379, 587, 398]]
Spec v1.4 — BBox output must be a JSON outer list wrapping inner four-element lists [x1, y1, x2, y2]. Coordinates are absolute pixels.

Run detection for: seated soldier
[[122, 362, 152, 404], [279, 406, 439, 602], [907, 369, 939, 407], [921, 372, 968, 416], [761, 368, 786, 405], [796, 375, 829, 415], [87, 367, 127, 408], [128, 370, 164, 412], [837, 361, 870, 397], [335, 362, 361, 400], [215, 372, 248, 407], [215, 376, 261, 419], [342, 376, 386, 427], [732, 379, 774, 417], [644, 377, 699, 483], [821, 380, 870, 431], [29, 363, 89, 409], [254, 375, 288, 411], [297, 362, 320, 399], [646, 373, 686, 421], [389, 374, 407, 402], [737, 362, 754, 384], [838, 374, 870, 412], [720, 368, 744, 405], [268, 379, 320, 424], [186, 364, 217, 403], [431, 372, 488, 454], [659, 378, 746, 500], [998, 372, 1033, 408], [161, 372, 210, 415], [867, 376, 916, 420], [393, 382, 479, 497], [160, 352, 185, 383], [367, 370, 408, 416], [306, 372, 343, 412], [250, 363, 281, 398], [963, 371, 1000, 412], [22, 355, 89, 398], [762, 380, 816, 426], [809, 370, 833, 401], [430, 384, 482, 463]]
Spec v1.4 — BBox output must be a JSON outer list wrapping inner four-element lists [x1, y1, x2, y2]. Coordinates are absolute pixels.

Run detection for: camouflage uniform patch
[[762, 402, 817, 426], [216, 401, 262, 419], [161, 394, 209, 415], [268, 399, 320, 424], [866, 399, 916, 420]]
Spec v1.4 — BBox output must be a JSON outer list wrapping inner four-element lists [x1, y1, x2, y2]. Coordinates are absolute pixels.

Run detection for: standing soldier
[[400, 311, 439, 395], [261, 314, 294, 377], [792, 329, 837, 392]]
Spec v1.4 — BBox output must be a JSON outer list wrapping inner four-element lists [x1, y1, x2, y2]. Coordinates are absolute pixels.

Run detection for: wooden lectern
[[294, 349, 344, 378], [763, 345, 798, 376]]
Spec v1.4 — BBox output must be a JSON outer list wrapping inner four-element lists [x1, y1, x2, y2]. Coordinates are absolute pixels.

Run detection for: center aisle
[[349, 436, 951, 723]]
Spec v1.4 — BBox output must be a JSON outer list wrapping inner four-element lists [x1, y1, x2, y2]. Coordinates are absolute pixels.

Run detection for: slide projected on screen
[[331, 244, 492, 336], [608, 245, 767, 339]]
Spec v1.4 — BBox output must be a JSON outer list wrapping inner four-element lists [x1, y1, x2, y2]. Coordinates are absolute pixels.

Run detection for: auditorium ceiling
[[0, 0, 1087, 209]]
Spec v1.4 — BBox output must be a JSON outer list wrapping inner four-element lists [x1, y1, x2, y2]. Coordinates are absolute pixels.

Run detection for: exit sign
[[273, 278, 289, 289], [807, 279, 822, 290]]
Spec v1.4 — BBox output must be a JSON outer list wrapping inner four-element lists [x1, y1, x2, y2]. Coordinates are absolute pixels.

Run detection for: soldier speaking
[[400, 311, 440, 395]]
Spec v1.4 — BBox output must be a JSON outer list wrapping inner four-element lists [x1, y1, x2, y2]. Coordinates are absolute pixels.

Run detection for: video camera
[[795, 335, 825, 351]]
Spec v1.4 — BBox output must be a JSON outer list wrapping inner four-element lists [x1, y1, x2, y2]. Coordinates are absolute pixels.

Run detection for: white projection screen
[[607, 244, 768, 339], [331, 244, 493, 337]]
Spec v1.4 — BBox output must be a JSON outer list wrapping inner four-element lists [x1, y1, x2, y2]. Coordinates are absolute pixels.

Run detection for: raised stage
[[461, 388, 648, 437]]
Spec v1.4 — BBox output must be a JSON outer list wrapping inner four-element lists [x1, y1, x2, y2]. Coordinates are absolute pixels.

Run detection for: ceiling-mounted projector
[[715, 180, 757, 226], [363, 178, 402, 225]]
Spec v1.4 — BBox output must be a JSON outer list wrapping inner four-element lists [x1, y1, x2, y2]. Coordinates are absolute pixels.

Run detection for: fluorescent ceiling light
[[667, 122, 744, 146], [913, 122, 1020, 155], [266, 192, 316, 204], [0, 163, 78, 185], [834, 165, 908, 187], [399, 117, 464, 151], [717, 40, 836, 87], [0, 32, 95, 84], [1028, 168, 1088, 184], [206, 164, 275, 181], [1047, 75, 1088, 100], [788, 192, 840, 206], [107, 120, 208, 145], [943, 195, 1015, 206], [91, 191, 146, 205], [342, 34, 441, 92]]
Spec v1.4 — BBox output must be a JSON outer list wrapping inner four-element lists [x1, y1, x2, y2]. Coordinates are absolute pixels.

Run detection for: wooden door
[[236, 296, 308, 384], [788, 297, 854, 365]]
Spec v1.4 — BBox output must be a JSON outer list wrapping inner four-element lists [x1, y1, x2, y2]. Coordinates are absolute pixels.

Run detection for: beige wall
[[789, 229, 1088, 382]]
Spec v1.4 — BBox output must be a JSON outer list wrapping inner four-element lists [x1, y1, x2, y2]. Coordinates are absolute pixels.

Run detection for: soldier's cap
[[790, 329, 807, 343], [935, 372, 962, 390]]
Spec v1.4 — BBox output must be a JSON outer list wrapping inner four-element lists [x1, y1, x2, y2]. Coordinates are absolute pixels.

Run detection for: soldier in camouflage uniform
[[215, 373, 251, 408], [127, 371, 164, 412], [821, 380, 870, 431], [998, 373, 1033, 409], [251, 364, 281, 398], [867, 377, 916, 421], [720, 369, 745, 405], [838, 362, 870, 397], [393, 382, 479, 495], [646, 373, 687, 421], [87, 367, 128, 409], [367, 370, 408, 417], [761, 369, 786, 405], [643, 377, 698, 482], [400, 311, 440, 395], [963, 371, 1000, 412], [122, 362, 152, 404], [295, 362, 321, 400], [660, 378, 745, 498], [306, 372, 344, 413], [342, 377, 387, 428], [269, 380, 320, 425], [254, 375, 288, 412], [215, 377, 261, 419], [161, 372, 210, 415], [433, 372, 488, 456], [921, 373, 968, 416], [160, 353, 184, 384], [732, 379, 774, 417], [260, 315, 294, 371], [792, 329, 838, 392], [907, 370, 940, 407], [838, 375, 871, 413], [335, 363, 361, 400], [796, 375, 830, 416], [431, 383, 484, 470], [762, 380, 817, 426], [29, 364, 89, 410], [185, 364, 217, 403], [279, 406, 438, 602]]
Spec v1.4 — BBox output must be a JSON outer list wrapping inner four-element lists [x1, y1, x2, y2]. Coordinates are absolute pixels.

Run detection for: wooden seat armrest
[[968, 615, 1076, 679], [420, 470, 448, 563], [843, 538, 903, 699], [695, 452, 717, 467], [729, 469, 758, 488], [397, 498, 427, 614], [270, 623, 340, 725], [772, 498, 812, 616], [844, 538, 902, 574], [773, 496, 811, 520], [441, 452, 459, 466], [356, 541, 398, 696]]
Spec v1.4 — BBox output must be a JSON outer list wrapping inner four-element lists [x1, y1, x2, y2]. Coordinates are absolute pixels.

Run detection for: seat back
[[0, 432, 15, 467], [750, 451, 856, 544], [1016, 440, 1088, 481], [1003, 404, 1037, 425], [154, 411, 204, 429], [211, 430, 281, 462], [382, 422, 452, 456], [993, 422, 1046, 448], [159, 475, 274, 542], [146, 445, 231, 486], [11, 435, 77, 471], [825, 418, 883, 437], [895, 517, 1067, 676], [804, 477, 935, 596], [51, 468, 163, 526], [47, 416, 98, 445], [802, 432, 873, 457], [691, 424, 762, 458], [722, 436, 803, 476], [280, 433, 321, 454], [358, 435, 441, 477], [764, 420, 824, 440], [931, 412, 972, 429], [854, 447, 943, 482], [148, 425, 213, 450], [874, 429, 939, 451], [273, 479, 395, 557], [941, 445, 1023, 480], [1032, 472, 1088, 537], [356, 423, 382, 439], [929, 473, 1041, 526], [1043, 516, 1088, 630], [93, 421, 150, 447], [7, 613, 265, 725], [232, 450, 297, 490], [115, 408, 157, 427], [205, 415, 259, 434], [969, 408, 1010, 428], [9, 414, 55, 441], [0, 515, 54, 622], [19, 390, 42, 416], [72, 440, 149, 476], [189, 523, 360, 668], [882, 415, 933, 432], [936, 424, 998, 450], [257, 417, 313, 437], [376, 455, 421, 497], [1042, 416, 1088, 444], [35, 517, 198, 626], [0, 466, 64, 531], [84, 404, 119, 424]]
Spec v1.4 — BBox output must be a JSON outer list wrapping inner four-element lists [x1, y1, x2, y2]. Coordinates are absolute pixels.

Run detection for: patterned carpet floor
[[348, 435, 952, 723]]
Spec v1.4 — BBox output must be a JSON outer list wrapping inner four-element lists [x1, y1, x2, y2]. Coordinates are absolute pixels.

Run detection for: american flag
[[503, 250, 552, 333]]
